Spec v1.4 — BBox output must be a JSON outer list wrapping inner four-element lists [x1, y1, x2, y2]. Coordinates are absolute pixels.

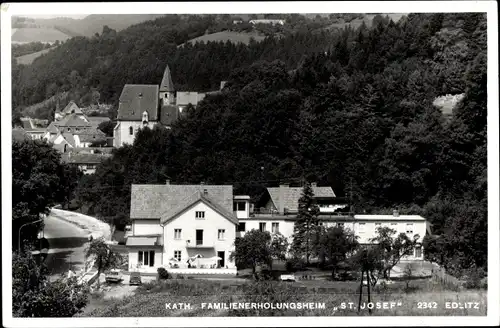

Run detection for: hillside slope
[[11, 27, 70, 43], [16, 47, 57, 65], [180, 31, 266, 47], [33, 14, 167, 37]]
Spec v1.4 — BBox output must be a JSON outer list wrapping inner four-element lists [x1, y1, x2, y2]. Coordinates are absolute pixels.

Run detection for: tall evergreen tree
[[291, 182, 320, 264]]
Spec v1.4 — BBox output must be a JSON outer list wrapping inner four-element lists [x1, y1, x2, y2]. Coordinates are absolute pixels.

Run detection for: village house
[[238, 184, 429, 261], [60, 150, 112, 175], [126, 182, 240, 274], [19, 118, 45, 140], [256, 183, 349, 214], [43, 102, 109, 152]]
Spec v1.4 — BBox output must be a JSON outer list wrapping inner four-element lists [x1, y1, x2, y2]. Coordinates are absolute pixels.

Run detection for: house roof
[[12, 128, 29, 142], [62, 132, 76, 147], [62, 101, 83, 115], [21, 119, 34, 130], [46, 122, 60, 134], [159, 105, 179, 126], [87, 116, 111, 129], [117, 84, 159, 121], [78, 131, 107, 143], [160, 191, 238, 225], [159, 65, 175, 92], [130, 184, 234, 219], [60, 152, 110, 164], [267, 186, 336, 212], [176, 91, 200, 106], [56, 113, 92, 127]]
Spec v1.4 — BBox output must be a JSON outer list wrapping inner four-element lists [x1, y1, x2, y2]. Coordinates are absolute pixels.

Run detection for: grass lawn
[[180, 31, 266, 47], [80, 277, 487, 317]]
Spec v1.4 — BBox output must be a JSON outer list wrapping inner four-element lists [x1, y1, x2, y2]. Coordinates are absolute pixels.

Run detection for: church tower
[[159, 65, 175, 106]]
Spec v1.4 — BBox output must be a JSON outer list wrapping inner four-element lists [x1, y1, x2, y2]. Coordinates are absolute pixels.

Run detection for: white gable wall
[[163, 201, 236, 268], [114, 120, 158, 148]]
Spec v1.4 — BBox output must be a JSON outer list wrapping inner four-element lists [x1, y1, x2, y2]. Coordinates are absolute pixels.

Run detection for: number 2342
[[417, 302, 437, 309]]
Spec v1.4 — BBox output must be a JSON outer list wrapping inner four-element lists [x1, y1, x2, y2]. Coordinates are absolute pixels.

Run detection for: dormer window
[[142, 111, 149, 124]]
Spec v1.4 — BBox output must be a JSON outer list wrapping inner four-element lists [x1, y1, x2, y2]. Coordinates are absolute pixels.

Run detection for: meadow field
[[81, 277, 487, 317]]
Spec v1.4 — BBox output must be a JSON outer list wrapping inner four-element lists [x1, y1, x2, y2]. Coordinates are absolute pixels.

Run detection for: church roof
[[117, 84, 159, 121], [159, 65, 175, 92]]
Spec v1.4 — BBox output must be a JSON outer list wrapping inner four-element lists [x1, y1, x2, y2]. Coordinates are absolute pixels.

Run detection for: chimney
[[165, 179, 170, 185], [311, 182, 317, 187], [278, 184, 289, 214], [393, 209, 399, 217], [220, 81, 227, 90], [200, 181, 205, 185]]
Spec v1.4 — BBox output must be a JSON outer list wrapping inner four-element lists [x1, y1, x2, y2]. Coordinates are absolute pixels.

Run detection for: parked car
[[129, 271, 142, 285], [105, 269, 123, 283], [280, 274, 296, 282]]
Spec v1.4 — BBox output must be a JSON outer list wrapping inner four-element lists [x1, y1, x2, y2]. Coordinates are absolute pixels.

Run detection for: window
[[259, 222, 266, 232], [138, 250, 155, 267], [233, 202, 246, 211], [238, 222, 246, 232], [174, 250, 181, 261], [272, 222, 279, 233], [391, 222, 398, 227], [415, 246, 422, 258], [129, 126, 134, 135], [338, 222, 345, 227], [406, 223, 414, 234], [174, 229, 182, 239], [218, 229, 225, 240], [358, 223, 366, 233], [195, 211, 205, 219]]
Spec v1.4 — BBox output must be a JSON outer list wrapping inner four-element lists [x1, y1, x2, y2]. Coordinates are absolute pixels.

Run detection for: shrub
[[285, 258, 307, 272], [462, 267, 487, 289], [157, 267, 171, 280]]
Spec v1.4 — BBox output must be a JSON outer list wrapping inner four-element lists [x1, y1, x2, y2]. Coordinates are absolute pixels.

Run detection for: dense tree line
[[12, 14, 357, 112], [71, 13, 487, 278]]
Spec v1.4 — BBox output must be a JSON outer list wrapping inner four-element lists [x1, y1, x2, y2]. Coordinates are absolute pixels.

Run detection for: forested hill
[[13, 13, 403, 115], [75, 13, 487, 279]]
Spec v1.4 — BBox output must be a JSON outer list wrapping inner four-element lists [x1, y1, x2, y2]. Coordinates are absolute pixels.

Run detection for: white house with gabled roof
[[126, 182, 239, 273]]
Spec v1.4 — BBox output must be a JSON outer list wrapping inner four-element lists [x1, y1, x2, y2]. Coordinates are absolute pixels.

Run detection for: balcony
[[185, 240, 215, 249]]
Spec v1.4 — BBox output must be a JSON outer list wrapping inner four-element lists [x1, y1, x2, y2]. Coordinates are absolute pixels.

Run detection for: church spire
[[160, 65, 175, 92]]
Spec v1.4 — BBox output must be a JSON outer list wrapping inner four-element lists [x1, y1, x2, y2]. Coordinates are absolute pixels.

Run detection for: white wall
[[238, 217, 427, 260], [114, 120, 158, 148], [128, 247, 163, 270], [239, 219, 295, 245], [133, 219, 162, 236], [234, 200, 250, 219], [163, 201, 237, 269]]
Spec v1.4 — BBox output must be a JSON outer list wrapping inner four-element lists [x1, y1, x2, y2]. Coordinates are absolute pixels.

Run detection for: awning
[[126, 236, 162, 246]]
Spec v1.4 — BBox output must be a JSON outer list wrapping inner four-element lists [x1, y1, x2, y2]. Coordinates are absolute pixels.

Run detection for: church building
[[113, 65, 191, 148]]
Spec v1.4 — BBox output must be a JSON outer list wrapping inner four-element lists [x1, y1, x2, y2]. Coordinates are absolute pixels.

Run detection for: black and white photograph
[[1, 1, 498, 327]]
